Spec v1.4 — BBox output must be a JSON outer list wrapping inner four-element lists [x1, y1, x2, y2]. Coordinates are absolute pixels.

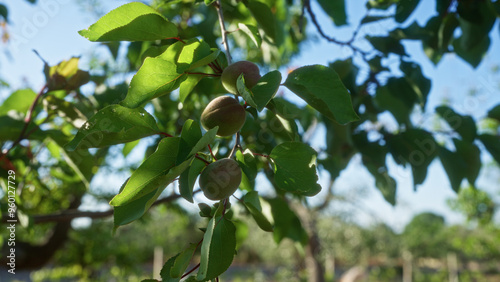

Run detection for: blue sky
[[1, 0, 500, 231]]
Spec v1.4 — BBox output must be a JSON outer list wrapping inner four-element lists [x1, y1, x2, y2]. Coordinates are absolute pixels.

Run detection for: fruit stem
[[228, 131, 241, 159], [208, 144, 217, 161]]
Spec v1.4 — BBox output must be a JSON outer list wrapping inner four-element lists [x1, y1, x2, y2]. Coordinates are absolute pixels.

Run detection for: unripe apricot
[[221, 61, 261, 95], [199, 158, 242, 201], [201, 96, 246, 136]]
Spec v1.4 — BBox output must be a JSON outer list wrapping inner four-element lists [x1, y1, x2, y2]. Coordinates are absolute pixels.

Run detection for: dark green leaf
[[266, 197, 308, 245], [435, 106, 477, 142], [438, 145, 467, 192], [478, 134, 500, 165], [178, 119, 203, 163], [0, 4, 8, 22], [438, 13, 459, 50], [121, 57, 187, 108], [238, 23, 262, 47], [487, 104, 500, 122], [317, 0, 347, 26], [79, 2, 178, 42], [284, 65, 359, 124], [65, 105, 160, 151], [197, 216, 236, 280], [242, 191, 273, 232], [400, 61, 431, 109], [360, 15, 391, 24], [236, 149, 258, 181], [0, 89, 37, 116], [395, 0, 420, 23], [366, 35, 406, 56], [246, 0, 277, 43], [385, 129, 438, 189], [270, 141, 321, 196], [179, 158, 205, 203], [453, 35, 490, 68], [252, 70, 282, 111], [453, 139, 481, 186], [374, 77, 418, 126], [352, 132, 396, 205]]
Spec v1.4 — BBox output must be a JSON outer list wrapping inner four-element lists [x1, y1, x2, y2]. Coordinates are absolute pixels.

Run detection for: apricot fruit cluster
[[199, 158, 242, 201]]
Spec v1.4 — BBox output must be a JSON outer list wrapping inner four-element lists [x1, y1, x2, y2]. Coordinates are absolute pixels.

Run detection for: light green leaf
[[238, 23, 262, 47], [65, 104, 160, 151], [179, 158, 205, 203], [179, 74, 203, 103], [171, 244, 197, 278], [79, 2, 177, 42], [237, 74, 258, 108], [113, 187, 164, 227], [284, 65, 358, 125], [269, 141, 321, 196], [0, 89, 37, 116], [252, 70, 282, 111], [197, 216, 236, 280], [121, 57, 187, 108], [110, 137, 190, 206]]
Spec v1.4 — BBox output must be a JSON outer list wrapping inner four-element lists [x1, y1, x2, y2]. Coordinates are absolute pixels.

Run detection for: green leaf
[[189, 127, 218, 157], [252, 70, 282, 111], [385, 129, 438, 189], [374, 77, 418, 126], [121, 57, 187, 108], [178, 119, 203, 163], [43, 95, 87, 128], [65, 104, 160, 151], [317, 0, 347, 26], [197, 216, 236, 280], [453, 35, 490, 68], [113, 187, 164, 227], [478, 134, 500, 165], [366, 35, 407, 56], [269, 141, 321, 196], [487, 104, 500, 122], [179, 158, 205, 203], [236, 149, 258, 181], [179, 74, 203, 103], [123, 140, 140, 157], [160, 254, 181, 282], [360, 15, 391, 24], [438, 145, 467, 193], [0, 89, 37, 116], [110, 137, 191, 206], [237, 23, 262, 47], [78, 2, 178, 42], [246, 0, 277, 43], [0, 4, 8, 22], [284, 65, 358, 124], [400, 61, 431, 109], [395, 0, 420, 23], [435, 106, 477, 142], [237, 74, 258, 109], [265, 99, 300, 140], [438, 13, 459, 50], [177, 40, 212, 72], [171, 244, 197, 278], [352, 132, 396, 205], [266, 197, 308, 245], [242, 191, 273, 232], [453, 139, 481, 186], [205, 0, 217, 5]]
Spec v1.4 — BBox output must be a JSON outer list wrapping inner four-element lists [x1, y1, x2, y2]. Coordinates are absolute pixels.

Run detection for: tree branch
[[215, 0, 232, 64], [2, 190, 201, 224]]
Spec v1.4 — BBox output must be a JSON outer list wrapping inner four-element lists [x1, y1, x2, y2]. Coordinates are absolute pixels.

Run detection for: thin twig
[[215, 0, 232, 65]]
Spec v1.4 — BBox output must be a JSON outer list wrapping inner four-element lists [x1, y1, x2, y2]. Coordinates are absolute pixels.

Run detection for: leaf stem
[[181, 262, 200, 279], [0, 84, 48, 160], [208, 144, 217, 161]]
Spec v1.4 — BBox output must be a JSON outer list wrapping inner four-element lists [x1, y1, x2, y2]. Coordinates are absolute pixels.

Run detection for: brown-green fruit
[[221, 61, 261, 94], [199, 158, 242, 201], [200, 96, 246, 136]]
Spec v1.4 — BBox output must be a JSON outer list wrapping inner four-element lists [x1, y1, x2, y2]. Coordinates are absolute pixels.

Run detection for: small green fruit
[[201, 96, 246, 136], [199, 158, 242, 201], [221, 61, 261, 95]]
